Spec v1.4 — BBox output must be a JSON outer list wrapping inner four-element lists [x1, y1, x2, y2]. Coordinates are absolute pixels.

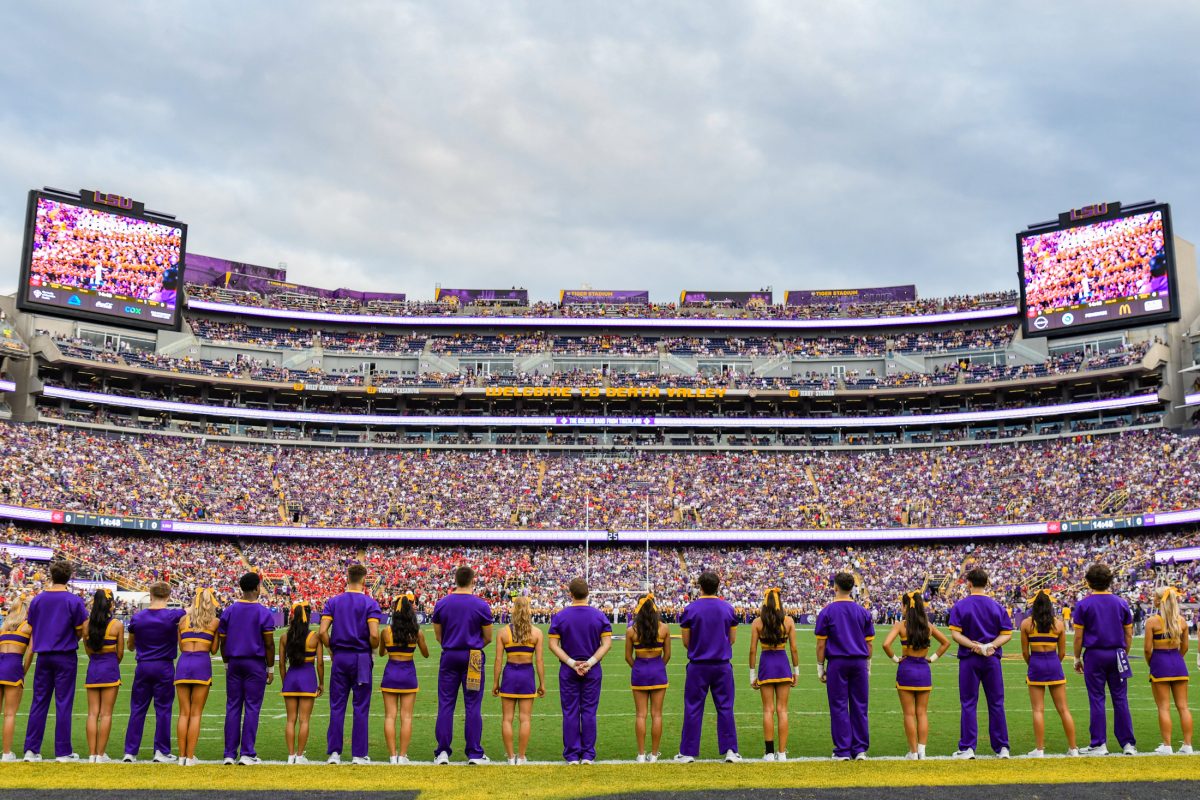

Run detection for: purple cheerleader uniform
[[1025, 628, 1066, 686], [84, 619, 122, 688], [1149, 628, 1189, 683], [499, 631, 538, 699], [894, 636, 933, 691], [630, 632, 668, 691], [0, 623, 31, 686], [281, 631, 320, 697], [380, 630, 418, 694], [174, 627, 215, 686], [757, 644, 793, 685]]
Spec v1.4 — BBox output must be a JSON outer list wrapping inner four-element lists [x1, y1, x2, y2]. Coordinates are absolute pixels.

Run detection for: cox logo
[[124, 306, 143, 315]]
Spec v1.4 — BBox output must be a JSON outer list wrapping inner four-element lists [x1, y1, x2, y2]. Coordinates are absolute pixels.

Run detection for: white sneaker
[[853, 752, 868, 761], [467, 755, 490, 765], [636, 753, 646, 763], [776, 752, 787, 762], [905, 751, 919, 760], [0, 753, 15, 763], [288, 754, 298, 765], [351, 756, 371, 765], [1123, 744, 1139, 756], [581, 759, 594, 765], [566, 760, 579, 766], [505, 755, 515, 766], [1179, 744, 1194, 755], [327, 753, 341, 765], [398, 755, 411, 764], [724, 750, 742, 763], [121, 754, 136, 763], [997, 747, 1011, 759], [295, 755, 310, 765], [23, 751, 41, 763], [951, 749, 975, 760], [917, 745, 927, 760], [222, 757, 235, 765], [1067, 748, 1080, 757], [434, 751, 450, 765], [1026, 749, 1045, 758], [1079, 744, 1108, 756], [88, 755, 96, 763], [1154, 744, 1174, 755], [762, 752, 775, 762], [673, 754, 695, 763], [56, 754, 80, 763], [188, 757, 201, 766], [832, 755, 850, 761], [94, 754, 111, 764], [152, 751, 178, 763], [238, 755, 261, 766], [515, 756, 526, 765], [647, 752, 659, 763]]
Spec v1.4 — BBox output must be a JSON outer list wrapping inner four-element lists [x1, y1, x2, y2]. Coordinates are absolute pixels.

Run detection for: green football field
[[12, 626, 1191, 763]]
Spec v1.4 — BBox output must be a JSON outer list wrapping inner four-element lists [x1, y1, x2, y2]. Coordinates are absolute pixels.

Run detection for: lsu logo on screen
[[90, 191, 134, 210]]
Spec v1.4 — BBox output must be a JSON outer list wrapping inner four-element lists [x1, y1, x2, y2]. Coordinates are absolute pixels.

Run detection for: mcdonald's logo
[[1118, 304, 1132, 316]]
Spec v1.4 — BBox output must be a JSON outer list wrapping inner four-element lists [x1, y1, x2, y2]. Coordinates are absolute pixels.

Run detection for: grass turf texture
[[3, 626, 1192, 767]]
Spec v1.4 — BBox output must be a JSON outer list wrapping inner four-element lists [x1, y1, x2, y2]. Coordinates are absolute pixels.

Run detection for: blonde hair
[[1, 595, 28, 632], [510, 596, 532, 644], [189, 588, 219, 631], [1158, 587, 1182, 641]]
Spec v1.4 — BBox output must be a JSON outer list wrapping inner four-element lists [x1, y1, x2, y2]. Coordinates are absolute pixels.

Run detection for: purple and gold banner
[[436, 288, 529, 305], [785, 285, 917, 306], [680, 290, 773, 307], [184, 254, 287, 284], [559, 290, 649, 306]]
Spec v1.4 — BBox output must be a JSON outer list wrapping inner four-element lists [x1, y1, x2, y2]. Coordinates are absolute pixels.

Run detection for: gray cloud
[[0, 1, 1197, 301]]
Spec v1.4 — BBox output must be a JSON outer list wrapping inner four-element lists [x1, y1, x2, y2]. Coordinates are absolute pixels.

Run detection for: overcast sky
[[1, 1, 1197, 303]]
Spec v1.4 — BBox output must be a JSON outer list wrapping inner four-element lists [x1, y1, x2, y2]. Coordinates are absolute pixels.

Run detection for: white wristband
[[816, 663, 826, 679], [928, 653, 939, 663], [891, 654, 902, 664], [566, 658, 578, 669], [585, 656, 597, 668], [749, 669, 757, 683], [792, 666, 800, 677]]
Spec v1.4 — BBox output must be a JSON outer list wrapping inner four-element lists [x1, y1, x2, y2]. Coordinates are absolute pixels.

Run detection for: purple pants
[[679, 661, 738, 758], [23, 651, 78, 758], [559, 664, 602, 762], [223, 657, 266, 759], [434, 649, 485, 759], [124, 659, 176, 757], [957, 654, 1008, 752], [327, 651, 373, 759], [825, 657, 870, 758], [1083, 647, 1136, 748]]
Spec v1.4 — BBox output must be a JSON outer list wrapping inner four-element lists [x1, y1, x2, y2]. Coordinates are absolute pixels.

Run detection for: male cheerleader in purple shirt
[[318, 564, 382, 765], [122, 581, 186, 762], [1072, 562, 1137, 755], [815, 572, 875, 760], [22, 561, 87, 762], [948, 567, 1012, 759], [547, 578, 612, 764], [218, 573, 276, 765], [431, 566, 493, 765], [675, 571, 741, 763]]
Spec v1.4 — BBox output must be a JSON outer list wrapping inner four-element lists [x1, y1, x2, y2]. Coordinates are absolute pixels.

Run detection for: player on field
[[948, 567, 1012, 760], [1019, 589, 1078, 757], [380, 593, 427, 764], [218, 572, 276, 765], [493, 594, 544, 765], [816, 573, 875, 761], [123, 581, 186, 763], [548, 578, 612, 764], [23, 560, 86, 762], [278, 600, 323, 764], [625, 591, 669, 763], [1144, 587, 1192, 754], [882, 591, 949, 760], [749, 588, 799, 761], [82, 589, 124, 762], [318, 564, 381, 765], [1072, 563, 1137, 755], [431, 566, 493, 765], [676, 570, 740, 763]]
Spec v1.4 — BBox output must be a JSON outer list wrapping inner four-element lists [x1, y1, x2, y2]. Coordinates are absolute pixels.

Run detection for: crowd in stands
[[0, 422, 1196, 531]]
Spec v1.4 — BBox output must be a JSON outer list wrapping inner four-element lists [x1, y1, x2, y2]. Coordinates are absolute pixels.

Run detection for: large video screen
[[17, 191, 186, 330], [1017, 204, 1178, 337]]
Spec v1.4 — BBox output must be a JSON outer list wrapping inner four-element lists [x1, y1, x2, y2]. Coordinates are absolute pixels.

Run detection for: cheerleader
[[748, 588, 799, 761], [174, 588, 220, 766], [0, 595, 33, 761], [1020, 589, 1077, 757], [624, 592, 669, 763], [493, 595, 545, 765], [380, 593, 428, 764], [881, 592, 950, 760], [278, 601, 323, 764], [1144, 587, 1193, 754], [82, 589, 124, 763]]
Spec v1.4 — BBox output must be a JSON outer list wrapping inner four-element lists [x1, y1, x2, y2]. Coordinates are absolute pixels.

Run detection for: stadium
[[3, 5, 1200, 800]]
